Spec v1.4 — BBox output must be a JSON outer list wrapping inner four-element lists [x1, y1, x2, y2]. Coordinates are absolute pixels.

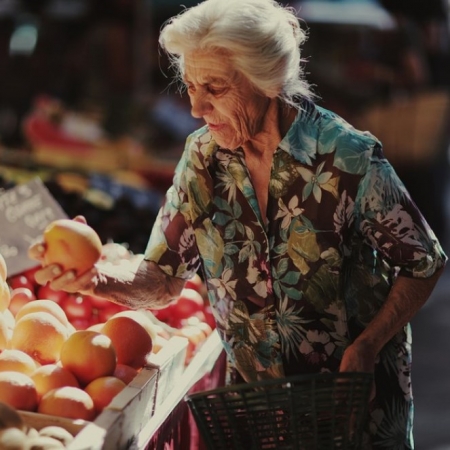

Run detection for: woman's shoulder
[[298, 101, 381, 147]]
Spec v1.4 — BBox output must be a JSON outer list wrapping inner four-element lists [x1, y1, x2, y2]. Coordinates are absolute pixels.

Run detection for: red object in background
[[36, 283, 69, 304], [83, 294, 112, 310], [8, 287, 36, 316], [7, 274, 36, 293], [21, 265, 40, 286], [70, 317, 99, 331], [167, 288, 204, 328], [150, 306, 172, 323], [97, 302, 127, 323], [184, 274, 203, 293], [24, 114, 94, 152], [60, 294, 94, 321]]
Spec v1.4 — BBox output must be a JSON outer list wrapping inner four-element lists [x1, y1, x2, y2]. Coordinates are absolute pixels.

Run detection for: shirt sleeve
[[144, 147, 201, 280], [355, 145, 447, 278]]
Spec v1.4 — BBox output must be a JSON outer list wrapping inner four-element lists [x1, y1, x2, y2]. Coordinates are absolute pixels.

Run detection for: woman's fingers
[[48, 266, 98, 294], [28, 242, 46, 262]]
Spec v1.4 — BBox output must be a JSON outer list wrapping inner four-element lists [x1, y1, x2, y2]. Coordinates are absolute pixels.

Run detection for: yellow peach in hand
[[43, 219, 102, 275]]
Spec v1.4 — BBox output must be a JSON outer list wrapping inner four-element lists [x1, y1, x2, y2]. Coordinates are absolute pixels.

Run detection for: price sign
[[0, 177, 68, 277]]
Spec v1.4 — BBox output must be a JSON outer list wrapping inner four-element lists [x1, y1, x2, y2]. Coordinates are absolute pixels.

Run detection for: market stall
[[0, 140, 225, 448]]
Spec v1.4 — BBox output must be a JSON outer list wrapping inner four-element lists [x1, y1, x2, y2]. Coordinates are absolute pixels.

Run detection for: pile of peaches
[[0, 219, 215, 428]]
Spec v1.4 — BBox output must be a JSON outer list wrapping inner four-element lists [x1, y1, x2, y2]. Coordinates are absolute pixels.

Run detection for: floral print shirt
[[145, 101, 446, 448]]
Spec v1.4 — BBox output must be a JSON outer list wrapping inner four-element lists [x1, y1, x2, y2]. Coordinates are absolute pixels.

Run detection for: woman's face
[[183, 50, 271, 150]]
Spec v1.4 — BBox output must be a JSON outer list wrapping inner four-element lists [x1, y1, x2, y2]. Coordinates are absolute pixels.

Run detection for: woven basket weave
[[186, 372, 373, 450]]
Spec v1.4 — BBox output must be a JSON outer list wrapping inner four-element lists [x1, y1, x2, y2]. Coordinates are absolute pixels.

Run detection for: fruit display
[[0, 239, 218, 447], [0, 401, 74, 448]]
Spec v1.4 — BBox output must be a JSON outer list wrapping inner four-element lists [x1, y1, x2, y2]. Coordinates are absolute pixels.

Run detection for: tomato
[[7, 275, 35, 293], [36, 283, 68, 304], [60, 294, 94, 320], [169, 288, 204, 326], [21, 265, 40, 286], [83, 294, 112, 309], [97, 303, 127, 323], [184, 273, 204, 293]]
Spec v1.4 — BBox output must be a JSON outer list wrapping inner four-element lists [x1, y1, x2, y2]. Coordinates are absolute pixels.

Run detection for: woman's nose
[[190, 91, 212, 118]]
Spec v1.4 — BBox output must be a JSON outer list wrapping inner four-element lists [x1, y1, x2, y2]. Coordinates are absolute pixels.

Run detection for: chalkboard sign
[[0, 177, 68, 277]]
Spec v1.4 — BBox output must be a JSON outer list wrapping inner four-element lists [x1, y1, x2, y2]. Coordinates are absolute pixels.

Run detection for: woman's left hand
[[339, 341, 377, 400]]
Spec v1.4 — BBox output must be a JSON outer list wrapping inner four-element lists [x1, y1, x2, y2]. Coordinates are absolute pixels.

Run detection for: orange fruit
[[0, 349, 38, 375], [38, 386, 95, 421], [0, 371, 38, 411], [31, 364, 80, 401], [113, 364, 139, 385], [0, 280, 10, 313], [15, 299, 69, 327], [109, 310, 157, 340], [60, 330, 116, 386], [0, 254, 6, 280], [43, 219, 102, 276], [2, 309, 15, 330], [101, 316, 153, 369], [8, 287, 35, 317], [10, 311, 70, 365], [86, 322, 104, 333], [84, 376, 126, 413], [0, 313, 10, 350]]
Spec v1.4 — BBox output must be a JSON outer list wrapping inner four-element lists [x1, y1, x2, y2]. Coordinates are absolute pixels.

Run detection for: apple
[[9, 287, 36, 316]]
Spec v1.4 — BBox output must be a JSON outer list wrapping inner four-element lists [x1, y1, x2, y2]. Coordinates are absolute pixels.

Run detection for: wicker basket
[[186, 372, 373, 450]]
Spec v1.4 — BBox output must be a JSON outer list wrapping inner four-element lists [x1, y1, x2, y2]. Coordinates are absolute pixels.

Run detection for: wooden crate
[[68, 367, 159, 450], [19, 410, 89, 437], [146, 336, 189, 407], [67, 336, 188, 449], [13, 336, 188, 450]]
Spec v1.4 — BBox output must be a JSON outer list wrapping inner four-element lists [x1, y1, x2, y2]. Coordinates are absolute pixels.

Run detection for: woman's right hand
[[27, 216, 99, 295]]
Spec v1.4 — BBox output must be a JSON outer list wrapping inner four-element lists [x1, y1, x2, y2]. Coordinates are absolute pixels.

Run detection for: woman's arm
[[340, 266, 445, 373], [29, 244, 185, 310]]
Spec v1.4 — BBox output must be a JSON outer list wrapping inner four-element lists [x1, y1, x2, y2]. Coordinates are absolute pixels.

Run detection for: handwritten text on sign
[[0, 178, 68, 277]]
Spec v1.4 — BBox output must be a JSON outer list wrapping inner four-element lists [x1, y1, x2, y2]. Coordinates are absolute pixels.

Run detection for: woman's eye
[[208, 86, 226, 96]]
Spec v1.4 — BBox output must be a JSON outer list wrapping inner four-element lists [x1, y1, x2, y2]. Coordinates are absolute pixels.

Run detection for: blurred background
[[0, 0, 449, 447]]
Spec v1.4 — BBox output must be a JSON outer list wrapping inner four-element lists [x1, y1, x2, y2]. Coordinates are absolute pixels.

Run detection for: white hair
[[158, 0, 315, 106]]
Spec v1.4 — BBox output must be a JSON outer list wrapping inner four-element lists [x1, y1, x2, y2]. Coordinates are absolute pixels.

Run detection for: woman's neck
[[242, 99, 297, 159]]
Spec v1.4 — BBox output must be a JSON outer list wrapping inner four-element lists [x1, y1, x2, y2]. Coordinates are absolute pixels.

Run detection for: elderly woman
[[30, 0, 446, 447]]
